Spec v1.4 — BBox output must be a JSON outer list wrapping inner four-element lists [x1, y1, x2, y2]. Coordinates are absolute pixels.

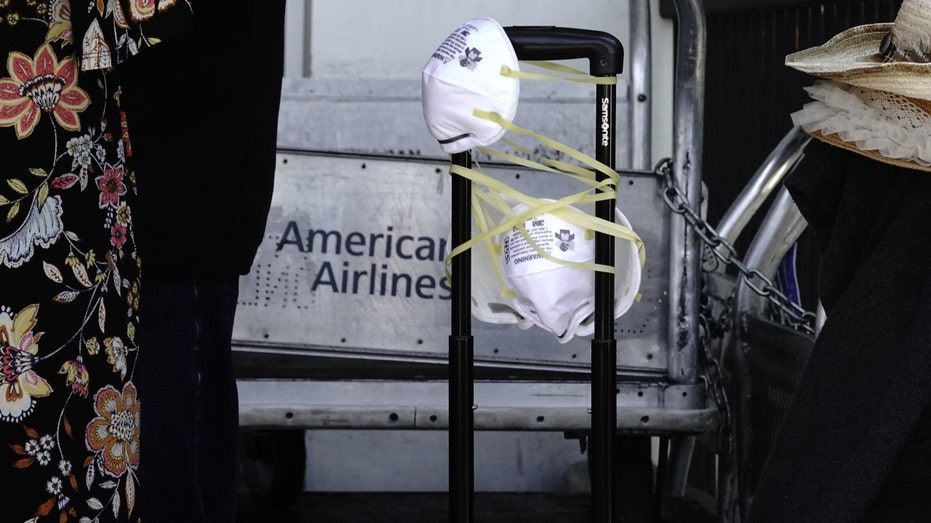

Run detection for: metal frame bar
[[629, 0, 653, 171], [668, 0, 706, 386], [735, 188, 808, 316], [238, 380, 720, 431], [714, 126, 810, 250]]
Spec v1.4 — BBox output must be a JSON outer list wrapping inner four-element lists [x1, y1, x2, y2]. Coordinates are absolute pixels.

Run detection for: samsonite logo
[[600, 97, 610, 146]]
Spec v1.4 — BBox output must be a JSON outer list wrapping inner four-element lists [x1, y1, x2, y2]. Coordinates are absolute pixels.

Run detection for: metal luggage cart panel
[[233, 151, 671, 375]]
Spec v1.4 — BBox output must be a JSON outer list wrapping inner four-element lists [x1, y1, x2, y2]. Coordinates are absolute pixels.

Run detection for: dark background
[[661, 0, 903, 304]]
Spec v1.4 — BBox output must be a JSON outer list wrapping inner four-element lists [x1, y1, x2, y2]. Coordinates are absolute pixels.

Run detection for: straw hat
[[786, 0, 931, 100], [786, 0, 931, 172]]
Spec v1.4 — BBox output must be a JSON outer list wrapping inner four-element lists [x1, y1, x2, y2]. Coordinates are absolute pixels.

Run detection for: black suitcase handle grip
[[503, 26, 623, 76]]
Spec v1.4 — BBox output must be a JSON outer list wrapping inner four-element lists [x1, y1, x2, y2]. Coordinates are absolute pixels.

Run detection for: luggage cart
[[231, 0, 820, 520]]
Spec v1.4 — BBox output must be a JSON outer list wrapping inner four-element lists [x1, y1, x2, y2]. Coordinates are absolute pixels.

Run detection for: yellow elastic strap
[[447, 190, 608, 279], [470, 189, 515, 298], [445, 68, 645, 290], [453, 194, 615, 277], [459, 164, 620, 220], [522, 60, 601, 76], [446, 165, 606, 277], [495, 138, 600, 182], [501, 62, 617, 85], [446, 164, 642, 278], [455, 164, 645, 275], [479, 145, 602, 189], [474, 180, 517, 216], [449, 163, 616, 212], [473, 110, 621, 186]]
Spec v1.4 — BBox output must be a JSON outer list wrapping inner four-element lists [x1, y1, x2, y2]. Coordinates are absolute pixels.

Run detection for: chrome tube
[[715, 126, 810, 251], [668, 0, 706, 384], [629, 0, 652, 171], [735, 187, 808, 316]]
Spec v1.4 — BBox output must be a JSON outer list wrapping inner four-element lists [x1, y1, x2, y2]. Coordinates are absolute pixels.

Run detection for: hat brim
[[786, 23, 931, 100], [808, 129, 931, 173]]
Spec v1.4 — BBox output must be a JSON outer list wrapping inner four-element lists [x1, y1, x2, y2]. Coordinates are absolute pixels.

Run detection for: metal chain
[[657, 159, 817, 336], [698, 292, 734, 454], [656, 157, 819, 454]]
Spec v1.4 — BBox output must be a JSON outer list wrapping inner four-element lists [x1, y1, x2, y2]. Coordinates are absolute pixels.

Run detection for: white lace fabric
[[791, 80, 931, 168]]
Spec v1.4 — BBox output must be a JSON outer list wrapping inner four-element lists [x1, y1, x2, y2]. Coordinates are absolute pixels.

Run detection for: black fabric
[[748, 139, 931, 522], [119, 0, 286, 280], [136, 276, 241, 523]]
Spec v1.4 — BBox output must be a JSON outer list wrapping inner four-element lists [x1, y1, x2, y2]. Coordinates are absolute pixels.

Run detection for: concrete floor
[[236, 492, 591, 522], [235, 492, 716, 523]]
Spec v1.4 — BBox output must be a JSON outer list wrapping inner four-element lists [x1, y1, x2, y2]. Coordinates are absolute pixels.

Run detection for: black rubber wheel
[[239, 429, 307, 507]]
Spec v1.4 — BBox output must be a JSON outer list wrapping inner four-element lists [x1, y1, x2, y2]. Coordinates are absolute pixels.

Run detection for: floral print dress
[[0, 1, 189, 522]]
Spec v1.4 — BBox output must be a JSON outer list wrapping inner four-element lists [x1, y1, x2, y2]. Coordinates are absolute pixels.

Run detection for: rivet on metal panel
[[665, 384, 704, 409]]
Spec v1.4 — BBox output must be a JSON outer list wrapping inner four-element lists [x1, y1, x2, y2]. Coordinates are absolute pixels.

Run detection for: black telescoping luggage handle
[[503, 26, 624, 76], [449, 25, 624, 523]]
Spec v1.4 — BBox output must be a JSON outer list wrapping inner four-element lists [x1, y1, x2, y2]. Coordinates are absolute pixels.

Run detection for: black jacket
[[749, 139, 931, 522], [119, 0, 286, 280]]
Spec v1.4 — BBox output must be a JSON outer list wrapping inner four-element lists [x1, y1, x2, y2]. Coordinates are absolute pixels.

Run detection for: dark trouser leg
[[138, 277, 240, 523], [193, 278, 241, 523], [138, 279, 204, 523]]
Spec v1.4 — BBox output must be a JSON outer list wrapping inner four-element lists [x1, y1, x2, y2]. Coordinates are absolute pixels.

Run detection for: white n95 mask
[[471, 201, 642, 344], [422, 17, 520, 154], [503, 204, 596, 341]]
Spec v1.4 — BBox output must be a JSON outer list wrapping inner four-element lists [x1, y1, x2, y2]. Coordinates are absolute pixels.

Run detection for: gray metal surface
[[629, 1, 653, 171], [667, 0, 706, 385], [238, 379, 716, 433], [233, 151, 673, 374], [275, 78, 632, 166]]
